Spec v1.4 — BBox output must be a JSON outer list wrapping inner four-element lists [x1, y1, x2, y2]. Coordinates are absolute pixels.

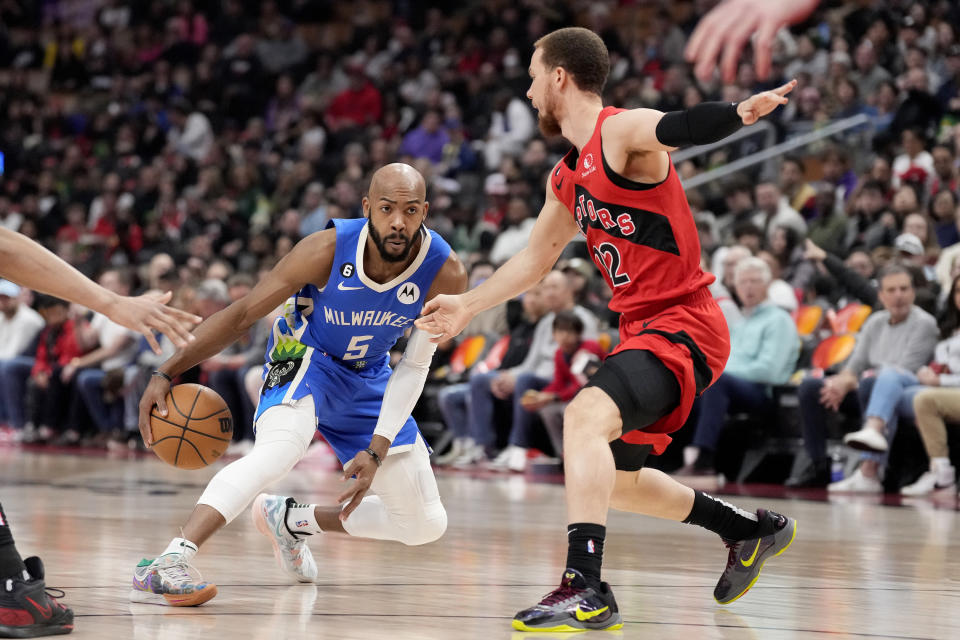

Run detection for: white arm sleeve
[[373, 329, 439, 443]]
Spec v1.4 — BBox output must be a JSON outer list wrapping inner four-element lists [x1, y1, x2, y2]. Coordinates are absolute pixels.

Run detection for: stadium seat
[[449, 335, 487, 374], [793, 304, 823, 337], [810, 334, 856, 371]]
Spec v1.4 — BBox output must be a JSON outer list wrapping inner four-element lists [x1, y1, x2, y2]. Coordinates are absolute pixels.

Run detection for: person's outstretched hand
[[685, 0, 820, 83]]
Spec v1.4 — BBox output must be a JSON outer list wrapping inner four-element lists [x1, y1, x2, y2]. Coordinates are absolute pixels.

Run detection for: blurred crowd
[[2, 0, 960, 494]]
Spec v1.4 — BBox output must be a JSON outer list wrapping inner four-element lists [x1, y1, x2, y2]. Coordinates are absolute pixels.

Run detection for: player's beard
[[367, 217, 421, 263], [537, 86, 562, 137]]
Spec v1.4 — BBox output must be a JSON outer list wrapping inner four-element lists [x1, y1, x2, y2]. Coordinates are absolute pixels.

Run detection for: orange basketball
[[149, 383, 233, 469]]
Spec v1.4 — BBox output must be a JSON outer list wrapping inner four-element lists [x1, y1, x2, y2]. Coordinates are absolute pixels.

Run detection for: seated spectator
[[805, 239, 878, 308], [398, 109, 449, 165], [489, 198, 536, 266], [757, 250, 798, 311], [708, 245, 750, 327], [833, 273, 960, 493], [787, 264, 938, 487], [435, 284, 546, 466], [768, 225, 815, 292], [519, 311, 604, 462], [680, 258, 800, 475], [0, 280, 44, 434], [468, 270, 597, 472], [929, 189, 959, 249], [779, 155, 817, 217], [906, 386, 960, 495], [70, 269, 140, 447], [806, 188, 849, 258], [753, 181, 806, 242], [25, 296, 83, 443]]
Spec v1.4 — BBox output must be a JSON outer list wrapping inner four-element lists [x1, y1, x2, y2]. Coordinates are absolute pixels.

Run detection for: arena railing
[[676, 113, 873, 190]]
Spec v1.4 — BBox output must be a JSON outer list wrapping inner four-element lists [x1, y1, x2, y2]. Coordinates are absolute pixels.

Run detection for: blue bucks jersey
[[255, 217, 451, 463]]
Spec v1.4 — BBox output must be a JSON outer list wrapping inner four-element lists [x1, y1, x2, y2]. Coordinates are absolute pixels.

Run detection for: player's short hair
[[534, 27, 609, 96], [552, 309, 585, 334]]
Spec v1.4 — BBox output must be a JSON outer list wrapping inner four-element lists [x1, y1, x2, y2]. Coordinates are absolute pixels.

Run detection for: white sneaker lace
[[157, 557, 195, 586]]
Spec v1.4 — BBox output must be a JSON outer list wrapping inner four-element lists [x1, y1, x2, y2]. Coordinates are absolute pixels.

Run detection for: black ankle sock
[[0, 504, 26, 579], [566, 523, 605, 585], [682, 490, 761, 541]]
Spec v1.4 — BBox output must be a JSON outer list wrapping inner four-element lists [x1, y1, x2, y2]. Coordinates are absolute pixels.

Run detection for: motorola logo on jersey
[[573, 185, 680, 255], [340, 263, 355, 277], [396, 282, 420, 304]]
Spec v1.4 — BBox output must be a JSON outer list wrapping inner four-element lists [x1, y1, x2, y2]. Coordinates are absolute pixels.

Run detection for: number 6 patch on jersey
[[263, 358, 302, 390]]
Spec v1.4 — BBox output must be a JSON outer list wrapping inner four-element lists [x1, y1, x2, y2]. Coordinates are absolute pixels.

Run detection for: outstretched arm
[[602, 80, 797, 154], [0, 227, 201, 353], [415, 182, 579, 342], [138, 230, 337, 445], [338, 252, 468, 519]]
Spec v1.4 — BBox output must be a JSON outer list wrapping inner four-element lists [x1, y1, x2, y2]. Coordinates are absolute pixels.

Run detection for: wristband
[[152, 370, 172, 382], [363, 447, 382, 467]]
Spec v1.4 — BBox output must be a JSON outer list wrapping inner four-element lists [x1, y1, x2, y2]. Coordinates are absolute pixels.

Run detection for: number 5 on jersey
[[344, 334, 373, 360], [593, 242, 631, 287]]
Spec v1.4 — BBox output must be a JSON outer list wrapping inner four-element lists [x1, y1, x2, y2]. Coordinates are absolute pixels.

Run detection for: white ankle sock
[[931, 457, 954, 479], [161, 537, 198, 561], [285, 502, 322, 536]]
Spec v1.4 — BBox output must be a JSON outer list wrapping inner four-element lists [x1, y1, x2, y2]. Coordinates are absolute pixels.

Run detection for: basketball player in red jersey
[[418, 28, 798, 632]]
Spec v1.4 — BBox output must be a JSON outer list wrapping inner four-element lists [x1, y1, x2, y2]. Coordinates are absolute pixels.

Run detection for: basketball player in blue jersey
[[132, 163, 467, 606]]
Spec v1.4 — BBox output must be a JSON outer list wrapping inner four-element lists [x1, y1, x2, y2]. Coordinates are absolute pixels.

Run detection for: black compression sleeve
[[655, 101, 743, 147]]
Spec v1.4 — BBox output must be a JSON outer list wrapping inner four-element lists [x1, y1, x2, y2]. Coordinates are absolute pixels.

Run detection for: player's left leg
[[0, 502, 74, 638], [262, 436, 446, 547]]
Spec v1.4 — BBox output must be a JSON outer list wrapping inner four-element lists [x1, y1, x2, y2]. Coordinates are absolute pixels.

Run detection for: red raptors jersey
[[551, 106, 713, 318]]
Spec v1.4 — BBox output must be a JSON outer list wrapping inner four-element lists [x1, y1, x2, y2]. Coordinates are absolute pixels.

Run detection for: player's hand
[[338, 450, 381, 521], [138, 375, 171, 447], [684, 0, 820, 83], [106, 290, 202, 355], [736, 80, 796, 125], [415, 294, 473, 343]]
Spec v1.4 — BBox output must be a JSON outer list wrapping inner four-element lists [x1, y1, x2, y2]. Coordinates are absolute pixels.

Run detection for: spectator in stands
[[167, 97, 214, 163], [754, 181, 806, 242], [716, 176, 756, 244], [468, 271, 597, 472], [930, 143, 959, 197], [852, 40, 893, 100], [398, 109, 450, 165], [757, 250, 798, 311], [788, 264, 938, 487], [893, 127, 936, 189], [325, 58, 383, 133], [679, 258, 799, 475], [929, 189, 959, 248], [519, 311, 604, 462], [709, 244, 750, 327], [71, 269, 140, 447], [484, 90, 536, 171], [0, 281, 43, 434], [779, 156, 817, 216], [25, 296, 82, 444], [806, 187, 849, 257], [436, 283, 546, 467], [833, 273, 960, 493], [489, 198, 536, 265], [805, 239, 879, 308], [769, 225, 815, 292]]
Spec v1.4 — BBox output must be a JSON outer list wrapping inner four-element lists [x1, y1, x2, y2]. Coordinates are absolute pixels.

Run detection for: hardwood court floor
[[1, 446, 958, 640]]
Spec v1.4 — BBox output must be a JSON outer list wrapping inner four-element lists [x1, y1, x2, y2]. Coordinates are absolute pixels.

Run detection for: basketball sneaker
[[714, 509, 797, 605], [512, 568, 622, 632], [129, 553, 217, 606], [251, 494, 318, 583], [0, 557, 73, 638]]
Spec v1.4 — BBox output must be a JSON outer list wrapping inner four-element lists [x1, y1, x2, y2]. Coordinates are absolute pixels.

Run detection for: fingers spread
[[143, 329, 162, 355]]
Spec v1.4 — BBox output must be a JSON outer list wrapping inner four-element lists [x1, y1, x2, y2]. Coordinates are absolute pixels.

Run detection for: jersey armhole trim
[[600, 140, 671, 191]]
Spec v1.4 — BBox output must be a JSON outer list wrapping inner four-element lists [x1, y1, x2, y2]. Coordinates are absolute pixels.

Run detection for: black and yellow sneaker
[[0, 557, 74, 638], [512, 568, 622, 632], [714, 509, 797, 605]]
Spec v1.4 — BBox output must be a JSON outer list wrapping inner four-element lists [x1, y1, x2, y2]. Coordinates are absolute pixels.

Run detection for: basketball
[[149, 384, 234, 470]]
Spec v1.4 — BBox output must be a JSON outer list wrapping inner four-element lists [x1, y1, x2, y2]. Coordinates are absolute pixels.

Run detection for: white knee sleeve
[[197, 396, 316, 523], [341, 437, 447, 546]]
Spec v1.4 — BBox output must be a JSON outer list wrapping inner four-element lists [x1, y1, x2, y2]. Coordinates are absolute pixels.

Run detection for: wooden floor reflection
[[1, 448, 957, 639]]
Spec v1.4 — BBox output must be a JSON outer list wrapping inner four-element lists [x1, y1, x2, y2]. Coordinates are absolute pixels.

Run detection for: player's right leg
[[131, 395, 318, 605]]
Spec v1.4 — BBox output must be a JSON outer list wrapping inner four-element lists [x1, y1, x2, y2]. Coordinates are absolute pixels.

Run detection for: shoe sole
[[128, 584, 218, 607], [843, 438, 887, 453], [511, 613, 624, 632], [0, 623, 74, 638], [251, 494, 316, 584], [715, 518, 798, 605]]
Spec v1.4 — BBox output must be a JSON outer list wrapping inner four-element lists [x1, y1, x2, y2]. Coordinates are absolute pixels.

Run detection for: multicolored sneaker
[[129, 553, 217, 607], [512, 569, 622, 632], [251, 494, 318, 583], [714, 509, 797, 604], [0, 556, 74, 638]]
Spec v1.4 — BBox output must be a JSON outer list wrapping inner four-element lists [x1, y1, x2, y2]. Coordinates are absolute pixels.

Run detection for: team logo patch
[[396, 282, 420, 304], [340, 263, 355, 277], [264, 359, 301, 389], [583, 153, 594, 169]]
